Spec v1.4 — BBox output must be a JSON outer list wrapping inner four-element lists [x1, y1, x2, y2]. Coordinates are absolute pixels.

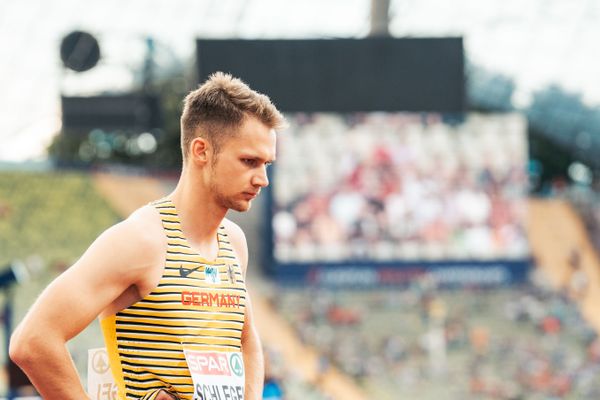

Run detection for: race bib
[[87, 348, 118, 400], [184, 350, 245, 400]]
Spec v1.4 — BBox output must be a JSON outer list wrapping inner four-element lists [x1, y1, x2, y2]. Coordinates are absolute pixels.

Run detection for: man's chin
[[230, 200, 252, 212]]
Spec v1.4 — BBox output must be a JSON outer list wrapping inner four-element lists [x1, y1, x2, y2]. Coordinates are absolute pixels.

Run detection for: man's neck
[[169, 170, 227, 247]]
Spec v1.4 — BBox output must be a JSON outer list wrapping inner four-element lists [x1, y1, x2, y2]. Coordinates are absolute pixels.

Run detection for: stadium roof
[[1, 0, 597, 161]]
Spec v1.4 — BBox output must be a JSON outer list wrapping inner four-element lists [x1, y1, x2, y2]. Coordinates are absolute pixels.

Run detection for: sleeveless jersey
[[101, 198, 247, 400]]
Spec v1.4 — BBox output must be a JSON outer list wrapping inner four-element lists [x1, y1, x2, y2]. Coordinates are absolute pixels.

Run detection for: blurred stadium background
[[2, 0, 600, 399]]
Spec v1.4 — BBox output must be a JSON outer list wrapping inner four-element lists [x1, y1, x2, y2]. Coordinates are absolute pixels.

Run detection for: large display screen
[[271, 113, 529, 267], [196, 38, 465, 112]]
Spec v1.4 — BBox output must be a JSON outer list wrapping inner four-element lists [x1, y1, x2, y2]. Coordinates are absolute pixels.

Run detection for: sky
[[0, 0, 598, 161]]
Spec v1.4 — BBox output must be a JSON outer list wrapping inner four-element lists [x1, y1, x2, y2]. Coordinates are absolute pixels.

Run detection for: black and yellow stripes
[[101, 199, 247, 400]]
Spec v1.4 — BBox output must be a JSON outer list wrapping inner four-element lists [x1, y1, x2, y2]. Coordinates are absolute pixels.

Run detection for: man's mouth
[[242, 192, 258, 200]]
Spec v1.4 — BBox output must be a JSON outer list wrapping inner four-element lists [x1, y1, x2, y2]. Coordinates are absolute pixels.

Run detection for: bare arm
[[241, 291, 264, 400], [224, 220, 264, 400], [9, 209, 164, 400]]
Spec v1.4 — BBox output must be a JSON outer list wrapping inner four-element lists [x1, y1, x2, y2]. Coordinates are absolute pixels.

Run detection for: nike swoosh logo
[[179, 265, 201, 278]]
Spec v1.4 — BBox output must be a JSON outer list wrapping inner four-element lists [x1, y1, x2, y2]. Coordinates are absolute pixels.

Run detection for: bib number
[[184, 350, 245, 400]]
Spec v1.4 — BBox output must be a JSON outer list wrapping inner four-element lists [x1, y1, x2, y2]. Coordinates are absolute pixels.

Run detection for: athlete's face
[[209, 116, 276, 212]]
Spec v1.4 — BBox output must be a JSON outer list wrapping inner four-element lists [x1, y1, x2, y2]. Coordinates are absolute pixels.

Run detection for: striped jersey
[[101, 198, 247, 400]]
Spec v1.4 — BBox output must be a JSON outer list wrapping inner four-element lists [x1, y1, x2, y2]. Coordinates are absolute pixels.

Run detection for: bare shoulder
[[85, 204, 165, 278], [222, 218, 248, 269], [221, 218, 246, 243], [124, 204, 166, 246]]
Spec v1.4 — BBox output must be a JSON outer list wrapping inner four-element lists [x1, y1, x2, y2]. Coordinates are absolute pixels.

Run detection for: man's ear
[[190, 137, 211, 165]]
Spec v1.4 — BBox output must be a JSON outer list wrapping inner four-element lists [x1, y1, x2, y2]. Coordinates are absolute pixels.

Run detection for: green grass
[[0, 171, 120, 268]]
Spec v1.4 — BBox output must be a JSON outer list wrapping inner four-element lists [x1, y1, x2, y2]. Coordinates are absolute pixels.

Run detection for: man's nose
[[252, 167, 269, 188]]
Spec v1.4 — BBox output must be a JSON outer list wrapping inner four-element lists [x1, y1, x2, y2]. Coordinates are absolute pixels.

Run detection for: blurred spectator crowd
[[272, 113, 530, 263], [272, 269, 600, 400]]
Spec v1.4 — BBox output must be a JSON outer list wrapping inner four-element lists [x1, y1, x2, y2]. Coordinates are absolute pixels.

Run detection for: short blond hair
[[180, 72, 286, 162]]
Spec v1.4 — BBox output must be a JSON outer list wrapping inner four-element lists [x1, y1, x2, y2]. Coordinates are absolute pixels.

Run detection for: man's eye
[[242, 158, 256, 166]]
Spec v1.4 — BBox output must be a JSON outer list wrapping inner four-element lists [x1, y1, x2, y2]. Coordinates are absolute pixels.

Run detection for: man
[[10, 72, 287, 400]]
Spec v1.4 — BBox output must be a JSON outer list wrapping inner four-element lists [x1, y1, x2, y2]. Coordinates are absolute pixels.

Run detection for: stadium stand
[[273, 277, 600, 399], [266, 112, 600, 399], [253, 284, 365, 400]]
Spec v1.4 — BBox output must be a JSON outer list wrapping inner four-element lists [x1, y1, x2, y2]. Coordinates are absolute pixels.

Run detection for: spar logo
[[229, 353, 244, 377], [187, 352, 232, 376]]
